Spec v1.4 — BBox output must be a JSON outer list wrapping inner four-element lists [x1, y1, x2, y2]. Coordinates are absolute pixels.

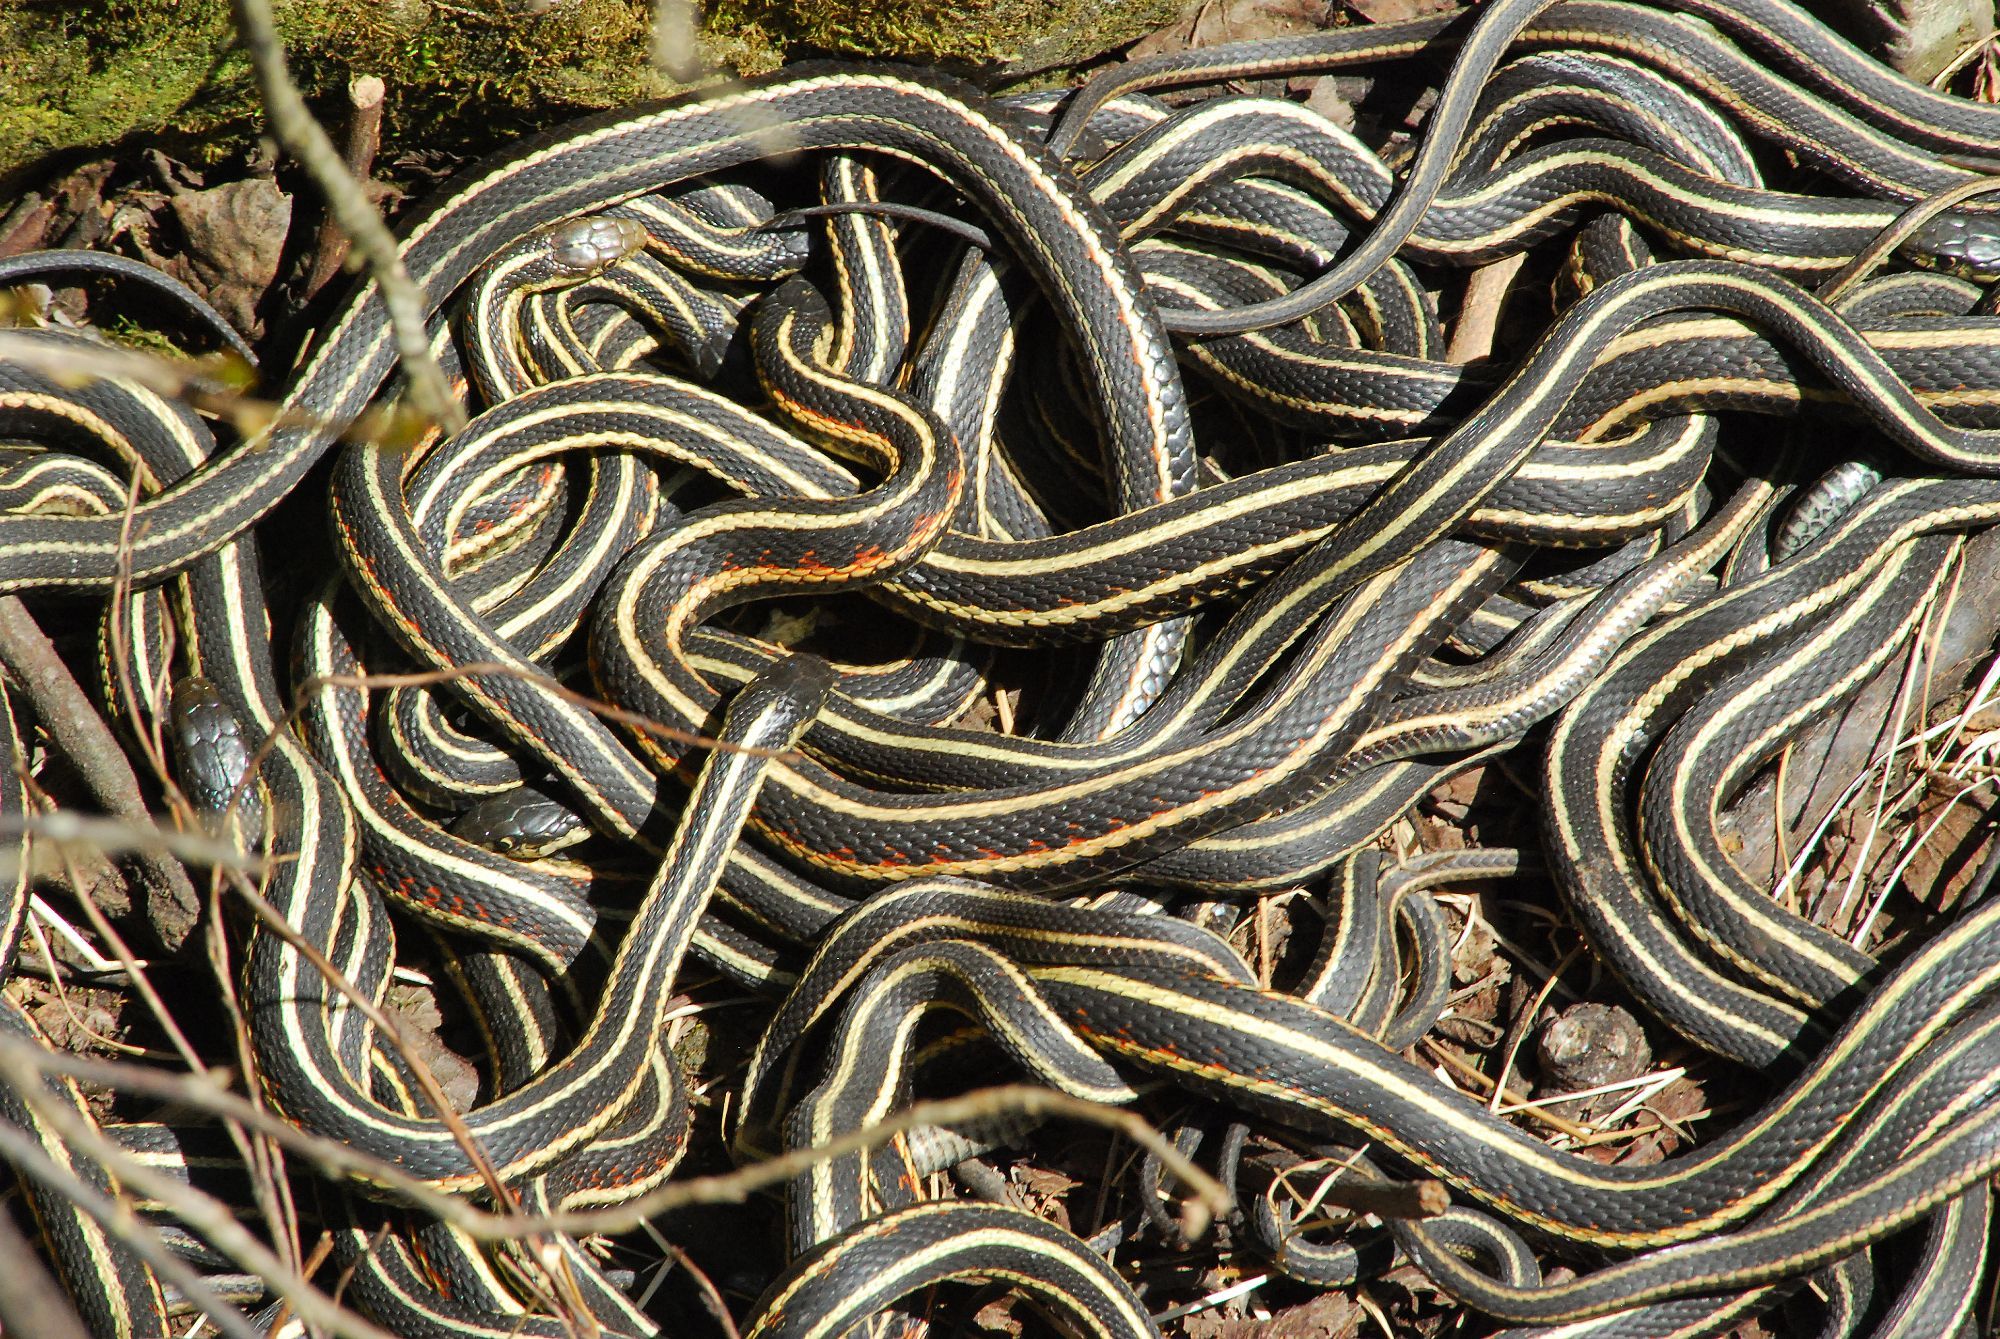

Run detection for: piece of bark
[[1823, 0, 1995, 82]]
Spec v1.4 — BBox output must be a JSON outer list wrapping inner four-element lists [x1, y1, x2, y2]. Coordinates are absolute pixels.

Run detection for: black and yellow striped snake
[[7, 1, 2000, 1335]]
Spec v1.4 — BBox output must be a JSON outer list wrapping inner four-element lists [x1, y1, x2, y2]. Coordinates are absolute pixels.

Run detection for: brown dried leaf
[[1735, 529, 2000, 913], [1449, 910, 1495, 984], [1191, 0, 1331, 47], [1133, 0, 1331, 61], [1345, 0, 1460, 21], [1434, 764, 1485, 809], [1417, 811, 1468, 852], [1182, 1308, 1232, 1339], [1434, 1004, 1497, 1042], [1015, 1164, 1082, 1199], [387, 982, 479, 1111], [166, 176, 293, 340], [1301, 76, 1358, 130], [973, 1295, 1026, 1337], [1896, 787, 1994, 911], [1183, 1291, 1362, 1339], [25, 987, 121, 1055], [1609, 1075, 1706, 1167], [1127, 5, 1202, 58], [31, 160, 117, 252], [0, 199, 55, 258]]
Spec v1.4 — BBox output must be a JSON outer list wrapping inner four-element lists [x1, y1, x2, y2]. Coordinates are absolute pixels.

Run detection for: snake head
[[1909, 211, 2000, 280], [542, 213, 650, 277]]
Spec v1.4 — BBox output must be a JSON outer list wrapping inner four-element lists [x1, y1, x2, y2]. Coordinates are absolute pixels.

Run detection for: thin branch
[[0, 1040, 1233, 1243], [0, 597, 202, 929], [0, 809, 264, 877], [0, 1196, 93, 1339], [305, 74, 389, 299], [0, 1054, 396, 1339], [227, 0, 465, 435]]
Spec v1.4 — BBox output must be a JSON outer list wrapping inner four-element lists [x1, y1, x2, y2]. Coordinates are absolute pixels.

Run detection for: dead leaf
[[1301, 76, 1357, 130], [1605, 1075, 1706, 1167], [387, 982, 480, 1111], [0, 197, 55, 257], [1346, 0, 1461, 21], [1182, 1291, 1361, 1339], [166, 176, 293, 339], [1131, 0, 1331, 61], [1127, 6, 1201, 58], [1448, 909, 1495, 984], [34, 160, 116, 252], [1434, 764, 1484, 811], [1182, 1308, 1232, 1339], [1896, 787, 1994, 911], [1434, 993, 1499, 1040], [1015, 1164, 1082, 1199], [973, 1295, 1026, 1337], [1191, 0, 1332, 47]]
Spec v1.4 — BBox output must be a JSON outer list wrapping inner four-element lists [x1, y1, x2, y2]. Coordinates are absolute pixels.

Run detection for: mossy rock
[[0, 0, 671, 179], [714, 0, 1192, 73], [1, 0, 1189, 183]]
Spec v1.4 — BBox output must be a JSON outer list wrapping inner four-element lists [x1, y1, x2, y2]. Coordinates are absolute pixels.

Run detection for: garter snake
[[223, 65, 2000, 1311], [739, 871, 2000, 1327], [70, 68, 1199, 1246], [0, 66, 1190, 600], [328, 248, 2000, 908], [18, 1, 2000, 1333]]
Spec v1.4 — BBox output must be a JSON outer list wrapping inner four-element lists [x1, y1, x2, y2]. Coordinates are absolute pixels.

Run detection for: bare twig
[[0, 331, 334, 446], [0, 598, 202, 936], [1486, 944, 1580, 1117], [1333, 1177, 1449, 1220], [258, 1231, 340, 1339], [1421, 1041, 1595, 1140], [0, 1195, 93, 1339], [227, 0, 465, 435], [201, 870, 310, 1303], [0, 1058, 394, 1339], [0, 809, 263, 877], [305, 75, 388, 300], [0, 1040, 1234, 1244]]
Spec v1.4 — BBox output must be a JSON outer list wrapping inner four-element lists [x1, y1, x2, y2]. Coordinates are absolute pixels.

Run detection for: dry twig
[[227, 0, 464, 435], [0, 599, 202, 937]]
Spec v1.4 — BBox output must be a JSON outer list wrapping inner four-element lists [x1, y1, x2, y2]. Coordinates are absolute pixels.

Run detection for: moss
[[0, 0, 680, 180], [277, 0, 676, 146], [0, 0, 242, 173], [1, 0, 1170, 184], [710, 0, 1185, 71], [99, 313, 194, 358]]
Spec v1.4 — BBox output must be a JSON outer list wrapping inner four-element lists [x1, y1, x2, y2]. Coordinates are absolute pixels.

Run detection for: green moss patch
[[2, 0, 1176, 183]]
